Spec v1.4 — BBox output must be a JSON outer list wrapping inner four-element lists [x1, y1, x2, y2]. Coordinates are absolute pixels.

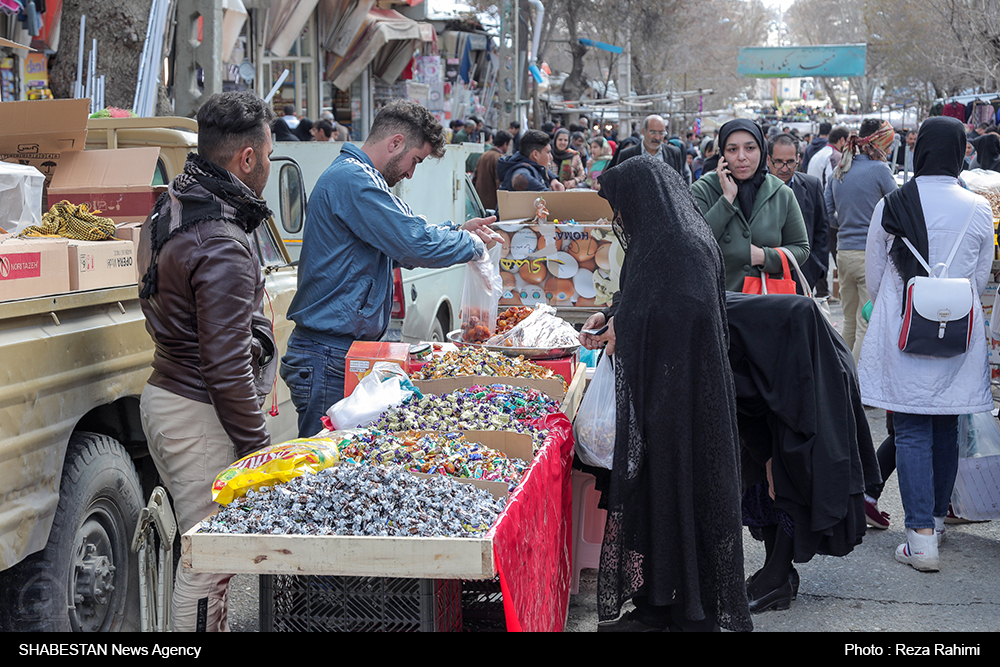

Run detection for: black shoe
[[747, 579, 793, 613], [747, 567, 799, 600], [597, 610, 669, 632]]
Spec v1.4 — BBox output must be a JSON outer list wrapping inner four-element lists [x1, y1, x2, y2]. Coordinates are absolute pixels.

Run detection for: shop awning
[[327, 8, 427, 90], [265, 0, 321, 58]]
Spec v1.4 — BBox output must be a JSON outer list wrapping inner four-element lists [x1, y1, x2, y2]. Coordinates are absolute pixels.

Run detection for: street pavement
[[229, 297, 1000, 634]]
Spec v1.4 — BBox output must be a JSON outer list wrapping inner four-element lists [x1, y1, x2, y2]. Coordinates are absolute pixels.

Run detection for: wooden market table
[[181, 363, 585, 631]]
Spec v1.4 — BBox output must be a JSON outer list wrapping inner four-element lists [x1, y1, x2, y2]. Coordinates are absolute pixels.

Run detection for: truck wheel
[[431, 317, 446, 342], [0, 432, 142, 631]]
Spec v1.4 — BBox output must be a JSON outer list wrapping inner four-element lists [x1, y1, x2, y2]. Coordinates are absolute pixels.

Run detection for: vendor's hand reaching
[[580, 312, 616, 355], [462, 216, 499, 248]]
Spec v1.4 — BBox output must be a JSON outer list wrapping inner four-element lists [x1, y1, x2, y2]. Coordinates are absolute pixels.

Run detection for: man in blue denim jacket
[[281, 101, 497, 437]]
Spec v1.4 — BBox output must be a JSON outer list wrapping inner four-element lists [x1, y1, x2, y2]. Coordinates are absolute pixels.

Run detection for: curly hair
[[367, 100, 447, 159], [197, 91, 275, 166]]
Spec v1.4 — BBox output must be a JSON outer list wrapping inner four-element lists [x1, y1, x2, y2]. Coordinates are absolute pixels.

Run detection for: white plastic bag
[[460, 243, 503, 342], [326, 362, 413, 429], [573, 352, 616, 469], [0, 163, 44, 234], [951, 412, 1000, 521]]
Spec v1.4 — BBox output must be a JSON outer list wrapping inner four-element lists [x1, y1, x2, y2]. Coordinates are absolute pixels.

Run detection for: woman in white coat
[[859, 116, 994, 573]]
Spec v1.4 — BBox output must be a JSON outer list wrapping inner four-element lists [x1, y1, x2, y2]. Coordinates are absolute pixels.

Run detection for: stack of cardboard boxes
[[0, 100, 162, 302], [491, 191, 624, 309]]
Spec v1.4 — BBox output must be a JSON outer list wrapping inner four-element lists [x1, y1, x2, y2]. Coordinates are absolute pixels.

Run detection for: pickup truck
[[0, 117, 302, 631], [264, 140, 489, 343]]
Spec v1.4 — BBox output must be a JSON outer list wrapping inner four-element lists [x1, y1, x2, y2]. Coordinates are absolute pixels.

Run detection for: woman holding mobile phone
[[690, 119, 809, 292]]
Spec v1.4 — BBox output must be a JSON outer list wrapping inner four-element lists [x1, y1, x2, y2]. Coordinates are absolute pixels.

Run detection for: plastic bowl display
[[447, 330, 579, 360]]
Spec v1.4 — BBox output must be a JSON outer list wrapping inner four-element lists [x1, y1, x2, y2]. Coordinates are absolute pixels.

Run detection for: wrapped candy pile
[[201, 463, 505, 537], [340, 430, 529, 491], [371, 384, 560, 449], [410, 346, 560, 385]]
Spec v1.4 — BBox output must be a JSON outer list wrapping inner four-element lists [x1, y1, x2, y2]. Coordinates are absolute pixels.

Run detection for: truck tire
[[0, 432, 142, 631], [431, 317, 446, 342]]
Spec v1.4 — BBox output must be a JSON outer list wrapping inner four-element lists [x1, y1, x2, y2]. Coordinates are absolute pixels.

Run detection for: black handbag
[[897, 206, 977, 358]]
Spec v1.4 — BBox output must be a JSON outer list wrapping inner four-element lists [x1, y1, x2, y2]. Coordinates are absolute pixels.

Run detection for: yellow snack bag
[[212, 437, 342, 505]]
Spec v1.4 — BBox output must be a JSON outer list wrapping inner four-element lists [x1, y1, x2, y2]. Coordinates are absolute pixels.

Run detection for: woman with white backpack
[[859, 116, 995, 573]]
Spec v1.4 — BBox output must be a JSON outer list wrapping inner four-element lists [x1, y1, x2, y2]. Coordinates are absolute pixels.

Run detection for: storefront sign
[[738, 44, 866, 78]]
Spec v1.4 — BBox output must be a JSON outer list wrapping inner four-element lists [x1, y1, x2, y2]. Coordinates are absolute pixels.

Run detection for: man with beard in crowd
[[607, 114, 684, 175], [281, 100, 497, 438]]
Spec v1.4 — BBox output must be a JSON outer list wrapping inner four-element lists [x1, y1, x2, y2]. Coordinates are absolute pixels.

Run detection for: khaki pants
[[140, 384, 235, 632], [837, 249, 869, 364]]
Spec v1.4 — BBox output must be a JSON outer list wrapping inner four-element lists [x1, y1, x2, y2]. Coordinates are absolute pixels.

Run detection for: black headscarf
[[717, 119, 769, 220], [271, 119, 299, 142], [293, 117, 314, 142], [596, 155, 752, 631], [971, 133, 1000, 172], [881, 116, 967, 312]]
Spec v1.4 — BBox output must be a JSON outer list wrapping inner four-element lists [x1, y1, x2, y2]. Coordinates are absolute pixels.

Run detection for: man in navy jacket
[[497, 129, 565, 192]]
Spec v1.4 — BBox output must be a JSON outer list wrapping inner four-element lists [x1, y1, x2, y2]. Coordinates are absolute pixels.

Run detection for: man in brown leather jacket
[[137, 90, 276, 632]]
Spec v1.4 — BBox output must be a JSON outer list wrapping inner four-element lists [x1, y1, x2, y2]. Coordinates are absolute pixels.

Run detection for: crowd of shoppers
[[157, 96, 998, 631], [574, 108, 1000, 630]]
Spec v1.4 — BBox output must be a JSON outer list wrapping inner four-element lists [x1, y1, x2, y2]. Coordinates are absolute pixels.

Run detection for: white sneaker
[[895, 529, 940, 572], [934, 517, 946, 545]]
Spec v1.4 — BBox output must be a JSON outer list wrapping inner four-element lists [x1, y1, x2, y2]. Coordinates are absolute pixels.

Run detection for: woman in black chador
[[595, 155, 753, 632]]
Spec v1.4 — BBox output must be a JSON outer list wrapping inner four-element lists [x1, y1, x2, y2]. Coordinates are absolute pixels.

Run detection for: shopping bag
[[950, 412, 1000, 521], [741, 247, 798, 295], [459, 243, 504, 342], [573, 352, 616, 469], [326, 362, 415, 429]]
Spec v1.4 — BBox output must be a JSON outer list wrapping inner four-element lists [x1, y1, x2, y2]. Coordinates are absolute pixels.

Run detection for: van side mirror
[[279, 162, 306, 234]]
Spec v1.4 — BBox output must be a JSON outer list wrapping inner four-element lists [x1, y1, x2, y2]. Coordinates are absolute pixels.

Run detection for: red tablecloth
[[488, 413, 575, 632]]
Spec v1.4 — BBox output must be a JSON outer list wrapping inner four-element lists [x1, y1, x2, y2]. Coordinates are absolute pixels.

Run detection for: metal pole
[[264, 68, 290, 104], [75, 15, 86, 99]]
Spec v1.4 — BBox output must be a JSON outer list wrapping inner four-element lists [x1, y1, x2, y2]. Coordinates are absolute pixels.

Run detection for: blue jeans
[[893, 412, 959, 531], [279, 331, 350, 438]]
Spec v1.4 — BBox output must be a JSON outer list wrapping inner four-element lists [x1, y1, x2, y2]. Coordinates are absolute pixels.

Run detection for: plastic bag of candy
[[460, 243, 504, 342], [212, 436, 344, 505]]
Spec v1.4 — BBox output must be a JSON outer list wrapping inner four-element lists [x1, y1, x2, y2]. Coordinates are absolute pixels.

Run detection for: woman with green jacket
[[691, 120, 809, 292]]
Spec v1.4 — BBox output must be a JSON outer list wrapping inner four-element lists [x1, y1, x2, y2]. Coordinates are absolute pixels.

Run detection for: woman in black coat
[[594, 155, 753, 633]]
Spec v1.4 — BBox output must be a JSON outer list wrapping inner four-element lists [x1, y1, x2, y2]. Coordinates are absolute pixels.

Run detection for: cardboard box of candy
[[492, 191, 624, 308]]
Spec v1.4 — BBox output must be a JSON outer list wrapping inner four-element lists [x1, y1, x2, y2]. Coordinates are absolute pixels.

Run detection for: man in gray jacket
[[825, 119, 897, 362]]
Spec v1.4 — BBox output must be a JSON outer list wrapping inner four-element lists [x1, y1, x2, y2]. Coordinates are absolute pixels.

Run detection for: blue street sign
[[578, 38, 623, 55], [738, 44, 867, 78]]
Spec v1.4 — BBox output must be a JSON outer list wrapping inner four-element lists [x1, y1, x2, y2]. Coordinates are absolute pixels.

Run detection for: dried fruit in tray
[[495, 306, 533, 336], [486, 303, 580, 348]]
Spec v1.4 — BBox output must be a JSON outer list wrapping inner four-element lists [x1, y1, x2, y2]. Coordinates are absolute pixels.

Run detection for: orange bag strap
[[775, 246, 792, 279]]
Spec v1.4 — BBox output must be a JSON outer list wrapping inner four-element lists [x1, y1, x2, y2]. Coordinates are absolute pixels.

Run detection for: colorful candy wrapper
[[212, 437, 344, 505]]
